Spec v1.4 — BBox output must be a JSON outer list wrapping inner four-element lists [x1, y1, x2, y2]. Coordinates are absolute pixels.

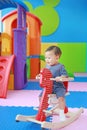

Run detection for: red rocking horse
[[16, 68, 83, 129]]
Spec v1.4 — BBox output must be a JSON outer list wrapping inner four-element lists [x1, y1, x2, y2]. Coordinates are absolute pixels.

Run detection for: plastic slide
[[0, 55, 15, 98]]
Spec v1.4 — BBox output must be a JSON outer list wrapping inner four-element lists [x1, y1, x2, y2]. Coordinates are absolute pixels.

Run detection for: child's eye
[[45, 57, 51, 60]]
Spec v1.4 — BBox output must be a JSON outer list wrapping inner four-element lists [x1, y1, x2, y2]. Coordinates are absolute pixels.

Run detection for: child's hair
[[45, 45, 62, 57]]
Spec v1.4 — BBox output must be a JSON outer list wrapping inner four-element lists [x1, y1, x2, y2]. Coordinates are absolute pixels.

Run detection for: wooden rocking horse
[[16, 68, 83, 129]]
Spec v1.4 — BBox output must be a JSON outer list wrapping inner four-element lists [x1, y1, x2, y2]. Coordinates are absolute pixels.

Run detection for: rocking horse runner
[[16, 68, 83, 129]]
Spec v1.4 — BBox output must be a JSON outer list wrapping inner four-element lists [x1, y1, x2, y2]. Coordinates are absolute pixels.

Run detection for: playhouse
[[0, 0, 42, 98], [1, 10, 42, 79]]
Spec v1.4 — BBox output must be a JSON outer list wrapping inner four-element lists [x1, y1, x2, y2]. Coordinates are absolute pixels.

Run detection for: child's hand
[[36, 74, 41, 80]]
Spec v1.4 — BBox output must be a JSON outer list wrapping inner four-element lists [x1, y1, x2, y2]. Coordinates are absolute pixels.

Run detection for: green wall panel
[[57, 43, 86, 76]]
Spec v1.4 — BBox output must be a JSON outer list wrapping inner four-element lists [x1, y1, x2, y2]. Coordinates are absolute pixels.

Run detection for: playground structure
[[0, 0, 42, 98], [16, 68, 83, 129], [1, 10, 42, 79]]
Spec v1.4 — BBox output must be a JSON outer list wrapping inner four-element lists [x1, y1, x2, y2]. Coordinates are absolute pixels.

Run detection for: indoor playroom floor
[[0, 81, 87, 130]]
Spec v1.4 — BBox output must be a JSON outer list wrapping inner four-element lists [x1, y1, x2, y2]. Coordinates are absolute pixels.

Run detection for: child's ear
[[56, 55, 60, 59]]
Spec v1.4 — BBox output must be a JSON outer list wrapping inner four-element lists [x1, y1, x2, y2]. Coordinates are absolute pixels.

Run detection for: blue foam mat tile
[[74, 77, 87, 82], [24, 81, 42, 90], [0, 106, 51, 130], [66, 91, 87, 108]]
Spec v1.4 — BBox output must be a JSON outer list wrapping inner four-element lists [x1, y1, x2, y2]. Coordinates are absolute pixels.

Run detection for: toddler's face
[[45, 50, 59, 66]]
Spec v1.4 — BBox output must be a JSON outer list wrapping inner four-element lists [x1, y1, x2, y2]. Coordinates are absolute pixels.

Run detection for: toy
[[16, 68, 83, 129], [0, 0, 42, 98]]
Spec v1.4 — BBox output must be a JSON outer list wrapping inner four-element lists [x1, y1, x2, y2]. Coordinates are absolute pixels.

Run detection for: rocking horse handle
[[36, 75, 74, 81], [50, 77, 74, 81]]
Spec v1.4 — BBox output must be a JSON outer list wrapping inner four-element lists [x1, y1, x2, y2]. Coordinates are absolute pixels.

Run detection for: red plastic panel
[[0, 55, 15, 98]]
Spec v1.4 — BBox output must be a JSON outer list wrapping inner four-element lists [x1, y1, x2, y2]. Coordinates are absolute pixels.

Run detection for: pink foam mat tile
[[0, 90, 41, 107], [68, 82, 87, 92]]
